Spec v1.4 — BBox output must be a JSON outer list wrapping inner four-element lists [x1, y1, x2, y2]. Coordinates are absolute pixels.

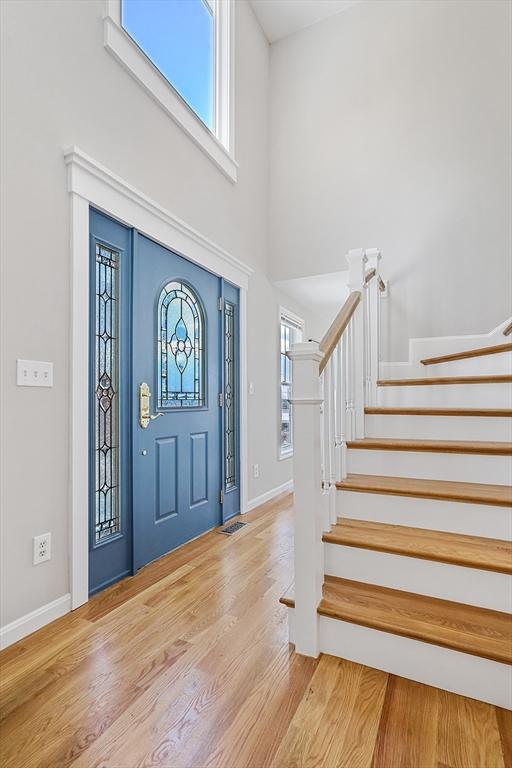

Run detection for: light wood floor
[[0, 493, 510, 768]]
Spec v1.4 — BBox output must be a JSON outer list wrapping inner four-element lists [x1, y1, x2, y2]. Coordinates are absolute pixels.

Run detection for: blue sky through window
[[122, 0, 214, 130]]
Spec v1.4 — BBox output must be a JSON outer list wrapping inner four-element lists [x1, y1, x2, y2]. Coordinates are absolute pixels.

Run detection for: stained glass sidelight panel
[[94, 243, 121, 543], [158, 282, 205, 408], [224, 301, 236, 489]]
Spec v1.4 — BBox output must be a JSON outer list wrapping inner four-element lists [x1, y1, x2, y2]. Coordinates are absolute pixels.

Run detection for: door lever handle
[[139, 382, 163, 429]]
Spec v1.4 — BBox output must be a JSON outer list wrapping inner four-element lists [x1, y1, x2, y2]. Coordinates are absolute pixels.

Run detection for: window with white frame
[[122, 0, 215, 130], [105, 0, 236, 180], [279, 309, 304, 458]]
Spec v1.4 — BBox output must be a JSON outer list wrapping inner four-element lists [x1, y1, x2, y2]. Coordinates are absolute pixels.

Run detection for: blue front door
[[132, 234, 223, 569], [89, 211, 240, 593]]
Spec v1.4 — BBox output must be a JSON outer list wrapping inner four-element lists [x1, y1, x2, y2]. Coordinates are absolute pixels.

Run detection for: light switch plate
[[17, 359, 53, 387]]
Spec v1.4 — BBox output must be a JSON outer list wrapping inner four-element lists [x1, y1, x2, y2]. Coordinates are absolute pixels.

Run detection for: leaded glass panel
[[158, 282, 205, 408], [94, 243, 120, 542], [224, 301, 236, 489]]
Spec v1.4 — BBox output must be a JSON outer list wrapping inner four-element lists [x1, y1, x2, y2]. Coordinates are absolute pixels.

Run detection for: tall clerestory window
[[122, 0, 215, 130], [108, 0, 235, 179], [279, 309, 304, 459]]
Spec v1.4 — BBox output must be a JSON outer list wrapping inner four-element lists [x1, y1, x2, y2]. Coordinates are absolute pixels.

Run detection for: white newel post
[[365, 248, 382, 407], [346, 249, 367, 439], [288, 342, 324, 657]]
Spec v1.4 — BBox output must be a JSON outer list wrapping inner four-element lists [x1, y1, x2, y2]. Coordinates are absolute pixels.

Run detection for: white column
[[346, 248, 367, 439], [287, 341, 324, 658], [365, 248, 382, 407]]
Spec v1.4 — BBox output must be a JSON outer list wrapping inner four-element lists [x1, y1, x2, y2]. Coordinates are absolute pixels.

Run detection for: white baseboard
[[0, 593, 71, 650], [246, 480, 293, 512]]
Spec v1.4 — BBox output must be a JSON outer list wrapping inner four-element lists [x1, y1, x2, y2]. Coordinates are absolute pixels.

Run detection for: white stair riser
[[377, 383, 512, 409], [284, 608, 512, 709], [324, 543, 511, 612], [319, 615, 512, 710], [347, 448, 512, 485], [336, 490, 512, 540], [365, 414, 512, 442], [381, 354, 512, 378]]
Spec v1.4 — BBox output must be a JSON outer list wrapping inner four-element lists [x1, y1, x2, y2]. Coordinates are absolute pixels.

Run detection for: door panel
[[89, 209, 133, 595], [132, 234, 222, 570]]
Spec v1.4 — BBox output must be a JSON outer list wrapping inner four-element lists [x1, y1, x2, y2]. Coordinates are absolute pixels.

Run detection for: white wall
[[269, 0, 512, 359], [0, 0, 319, 628]]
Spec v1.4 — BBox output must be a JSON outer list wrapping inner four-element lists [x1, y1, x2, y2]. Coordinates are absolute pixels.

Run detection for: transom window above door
[[104, 0, 236, 180], [122, 0, 215, 130]]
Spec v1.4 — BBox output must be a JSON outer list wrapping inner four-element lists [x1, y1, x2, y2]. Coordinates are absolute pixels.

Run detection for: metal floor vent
[[218, 521, 247, 536]]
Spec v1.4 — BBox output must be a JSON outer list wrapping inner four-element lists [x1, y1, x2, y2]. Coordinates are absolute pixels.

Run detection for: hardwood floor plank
[[0, 492, 507, 768], [496, 707, 512, 768], [372, 677, 439, 768], [437, 690, 505, 768], [324, 663, 388, 768]]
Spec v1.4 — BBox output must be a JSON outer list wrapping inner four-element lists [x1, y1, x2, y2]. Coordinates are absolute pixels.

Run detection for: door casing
[[66, 146, 251, 609]]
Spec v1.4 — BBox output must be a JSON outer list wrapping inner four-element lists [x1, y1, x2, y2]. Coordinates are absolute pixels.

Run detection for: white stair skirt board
[[0, 594, 71, 650], [377, 382, 512, 409], [282, 607, 512, 709], [318, 615, 512, 710], [381, 354, 512, 379], [323, 543, 511, 613], [336, 490, 512, 541], [347, 449, 512, 485], [365, 414, 512, 442]]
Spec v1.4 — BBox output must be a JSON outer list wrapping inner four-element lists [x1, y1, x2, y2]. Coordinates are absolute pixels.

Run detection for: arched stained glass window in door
[[158, 281, 205, 408]]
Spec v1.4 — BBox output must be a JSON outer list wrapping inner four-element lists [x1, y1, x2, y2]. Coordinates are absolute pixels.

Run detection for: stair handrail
[[319, 291, 361, 374], [287, 247, 385, 657]]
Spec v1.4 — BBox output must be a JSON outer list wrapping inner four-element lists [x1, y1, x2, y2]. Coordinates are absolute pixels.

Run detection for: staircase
[[280, 248, 512, 709]]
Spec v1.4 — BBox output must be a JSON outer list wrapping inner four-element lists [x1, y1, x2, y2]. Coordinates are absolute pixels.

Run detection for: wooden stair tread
[[279, 577, 512, 664], [336, 473, 512, 507], [377, 375, 512, 386], [322, 578, 512, 664], [365, 406, 512, 417], [346, 437, 512, 455], [322, 518, 512, 574], [421, 342, 512, 366]]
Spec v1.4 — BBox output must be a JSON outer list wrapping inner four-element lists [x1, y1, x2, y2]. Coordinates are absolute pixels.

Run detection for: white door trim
[[65, 146, 252, 609]]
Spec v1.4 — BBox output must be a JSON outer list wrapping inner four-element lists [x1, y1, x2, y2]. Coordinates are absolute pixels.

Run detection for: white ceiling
[[249, 0, 360, 44], [274, 270, 349, 330]]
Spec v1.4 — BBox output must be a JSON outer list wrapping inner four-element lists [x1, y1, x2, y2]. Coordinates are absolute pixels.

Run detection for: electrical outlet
[[33, 533, 51, 565], [253, 463, 259, 479], [17, 359, 53, 387]]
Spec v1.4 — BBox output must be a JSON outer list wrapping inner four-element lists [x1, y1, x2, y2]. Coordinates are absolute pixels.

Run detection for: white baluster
[[340, 335, 348, 480], [365, 248, 382, 407], [335, 339, 343, 481], [321, 366, 331, 531], [287, 341, 324, 657], [346, 248, 367, 439], [328, 355, 337, 524]]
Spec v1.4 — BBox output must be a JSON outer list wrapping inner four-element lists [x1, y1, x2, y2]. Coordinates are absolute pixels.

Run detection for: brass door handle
[[139, 382, 162, 429]]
